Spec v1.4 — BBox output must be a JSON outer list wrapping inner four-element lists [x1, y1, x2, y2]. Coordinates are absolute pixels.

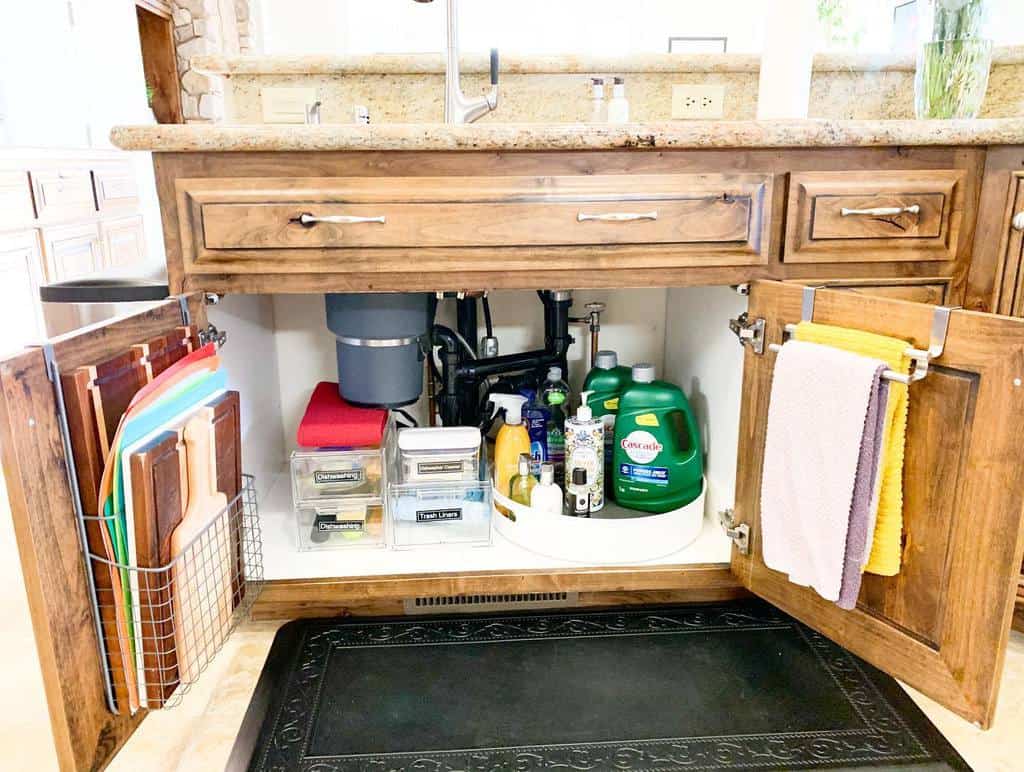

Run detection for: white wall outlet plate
[[671, 84, 725, 120], [260, 87, 319, 124]]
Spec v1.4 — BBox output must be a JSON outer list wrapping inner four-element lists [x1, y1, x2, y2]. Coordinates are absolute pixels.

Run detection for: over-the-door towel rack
[[766, 286, 957, 385]]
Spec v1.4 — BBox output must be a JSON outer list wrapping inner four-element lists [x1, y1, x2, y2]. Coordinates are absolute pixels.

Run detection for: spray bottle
[[489, 394, 530, 513]]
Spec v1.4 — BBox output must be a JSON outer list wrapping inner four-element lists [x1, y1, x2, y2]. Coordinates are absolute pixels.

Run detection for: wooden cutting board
[[171, 409, 233, 683], [128, 430, 186, 707]]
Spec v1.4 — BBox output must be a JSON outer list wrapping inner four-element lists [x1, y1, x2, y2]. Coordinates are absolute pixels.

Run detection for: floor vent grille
[[404, 592, 579, 615]]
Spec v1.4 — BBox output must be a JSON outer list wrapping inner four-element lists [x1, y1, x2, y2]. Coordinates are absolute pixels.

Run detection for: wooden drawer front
[[101, 215, 147, 268], [29, 167, 97, 222], [41, 222, 102, 282], [996, 173, 1024, 316], [785, 170, 966, 263], [93, 164, 140, 212], [0, 170, 35, 229], [180, 174, 777, 273]]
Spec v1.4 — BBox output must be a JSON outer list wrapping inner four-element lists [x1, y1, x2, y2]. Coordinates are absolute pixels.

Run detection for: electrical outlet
[[671, 84, 725, 119]]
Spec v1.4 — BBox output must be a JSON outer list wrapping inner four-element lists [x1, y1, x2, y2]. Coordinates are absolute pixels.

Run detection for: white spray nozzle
[[489, 394, 527, 425]]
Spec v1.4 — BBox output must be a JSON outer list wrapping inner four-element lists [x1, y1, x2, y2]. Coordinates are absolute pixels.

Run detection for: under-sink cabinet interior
[[9, 139, 1024, 772]]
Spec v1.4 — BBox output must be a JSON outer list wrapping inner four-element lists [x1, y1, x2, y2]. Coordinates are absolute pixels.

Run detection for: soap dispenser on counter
[[607, 77, 629, 123]]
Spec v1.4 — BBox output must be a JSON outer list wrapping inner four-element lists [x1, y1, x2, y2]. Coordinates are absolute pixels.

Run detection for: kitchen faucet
[[415, 0, 499, 124]]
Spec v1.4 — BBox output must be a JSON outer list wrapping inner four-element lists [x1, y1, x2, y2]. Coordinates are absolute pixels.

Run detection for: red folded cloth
[[296, 382, 388, 449]]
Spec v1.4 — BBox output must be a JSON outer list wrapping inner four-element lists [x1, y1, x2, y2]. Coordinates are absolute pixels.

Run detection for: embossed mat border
[[231, 603, 970, 772]]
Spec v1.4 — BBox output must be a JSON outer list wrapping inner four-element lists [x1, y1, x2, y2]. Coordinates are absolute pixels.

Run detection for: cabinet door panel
[[0, 230, 45, 349], [732, 281, 1024, 727], [0, 295, 207, 772], [41, 221, 103, 282], [101, 215, 147, 269]]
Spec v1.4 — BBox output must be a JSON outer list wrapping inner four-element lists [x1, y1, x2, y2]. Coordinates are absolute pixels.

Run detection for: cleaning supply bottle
[[565, 392, 605, 512], [530, 462, 562, 515], [489, 394, 530, 516], [583, 350, 633, 495], [607, 77, 629, 123], [612, 363, 703, 513], [541, 367, 570, 484], [519, 387, 549, 475], [509, 453, 537, 506]]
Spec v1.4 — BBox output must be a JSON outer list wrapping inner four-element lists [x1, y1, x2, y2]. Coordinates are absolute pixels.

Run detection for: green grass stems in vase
[[914, 0, 993, 119]]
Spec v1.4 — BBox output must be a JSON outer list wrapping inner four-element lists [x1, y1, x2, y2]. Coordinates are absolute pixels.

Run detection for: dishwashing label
[[317, 519, 365, 532], [416, 460, 464, 476], [619, 463, 669, 486], [314, 469, 364, 486], [620, 430, 663, 464], [415, 507, 463, 523]]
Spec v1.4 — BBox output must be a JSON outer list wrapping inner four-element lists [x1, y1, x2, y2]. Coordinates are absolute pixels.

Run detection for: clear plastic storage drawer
[[296, 498, 386, 551], [291, 447, 384, 504], [387, 480, 492, 549]]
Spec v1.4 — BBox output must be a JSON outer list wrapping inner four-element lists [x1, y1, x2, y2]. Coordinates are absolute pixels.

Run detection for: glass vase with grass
[[914, 0, 993, 119]]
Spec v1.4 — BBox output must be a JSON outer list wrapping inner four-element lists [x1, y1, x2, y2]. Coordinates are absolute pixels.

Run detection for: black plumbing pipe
[[432, 325, 463, 426], [456, 296, 478, 355]]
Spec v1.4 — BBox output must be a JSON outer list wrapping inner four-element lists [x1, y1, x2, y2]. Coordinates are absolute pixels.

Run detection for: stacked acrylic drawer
[[291, 443, 387, 551]]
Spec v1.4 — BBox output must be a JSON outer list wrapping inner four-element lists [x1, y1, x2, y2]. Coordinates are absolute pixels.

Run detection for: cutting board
[[128, 430, 187, 706], [209, 391, 243, 607], [171, 409, 233, 683]]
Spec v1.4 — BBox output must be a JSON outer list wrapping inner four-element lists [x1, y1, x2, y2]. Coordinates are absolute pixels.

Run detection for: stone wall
[[174, 0, 260, 121]]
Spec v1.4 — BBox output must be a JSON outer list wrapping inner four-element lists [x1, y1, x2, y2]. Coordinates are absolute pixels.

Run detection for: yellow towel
[[793, 321, 912, 575]]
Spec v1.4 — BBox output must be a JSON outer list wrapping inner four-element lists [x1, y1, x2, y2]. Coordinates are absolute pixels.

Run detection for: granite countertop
[[110, 119, 1024, 153]]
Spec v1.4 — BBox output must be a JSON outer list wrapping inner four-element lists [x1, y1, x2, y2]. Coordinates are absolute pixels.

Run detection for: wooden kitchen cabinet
[[41, 221, 103, 282], [100, 215, 147, 269], [0, 230, 46, 345], [4, 283, 1024, 771], [154, 146, 981, 295]]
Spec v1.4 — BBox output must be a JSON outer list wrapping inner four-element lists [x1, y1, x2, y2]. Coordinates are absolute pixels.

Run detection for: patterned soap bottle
[[564, 391, 605, 512]]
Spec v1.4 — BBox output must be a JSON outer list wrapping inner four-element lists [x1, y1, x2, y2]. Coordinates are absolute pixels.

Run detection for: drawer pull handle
[[577, 211, 658, 223], [1012, 211, 1024, 231], [297, 212, 386, 226], [840, 204, 921, 217]]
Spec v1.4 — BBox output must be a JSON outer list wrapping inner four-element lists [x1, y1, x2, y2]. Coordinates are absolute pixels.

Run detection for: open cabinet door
[[732, 280, 1024, 729], [0, 294, 207, 772]]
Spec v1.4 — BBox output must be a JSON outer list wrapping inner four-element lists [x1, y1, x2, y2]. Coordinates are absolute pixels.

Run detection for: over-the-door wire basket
[[87, 475, 263, 710]]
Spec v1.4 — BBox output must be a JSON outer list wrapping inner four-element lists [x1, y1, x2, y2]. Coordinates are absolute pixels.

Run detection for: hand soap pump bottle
[[489, 394, 530, 508], [565, 391, 605, 512], [607, 77, 629, 123], [589, 77, 607, 122], [530, 462, 562, 516]]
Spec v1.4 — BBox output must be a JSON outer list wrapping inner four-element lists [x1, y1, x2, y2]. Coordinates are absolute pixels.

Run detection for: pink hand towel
[[761, 340, 888, 602]]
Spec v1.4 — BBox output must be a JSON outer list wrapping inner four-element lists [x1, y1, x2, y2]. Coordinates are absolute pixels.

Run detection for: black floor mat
[[231, 602, 970, 771]]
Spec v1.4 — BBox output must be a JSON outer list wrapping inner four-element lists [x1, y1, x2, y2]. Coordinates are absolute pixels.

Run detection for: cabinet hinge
[[728, 313, 765, 355], [198, 323, 227, 349], [719, 509, 750, 555]]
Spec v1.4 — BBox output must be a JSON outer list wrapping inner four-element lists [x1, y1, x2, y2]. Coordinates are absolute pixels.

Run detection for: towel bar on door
[[766, 286, 957, 385]]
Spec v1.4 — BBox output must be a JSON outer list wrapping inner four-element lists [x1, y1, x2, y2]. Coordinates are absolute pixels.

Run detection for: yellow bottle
[[489, 394, 530, 516]]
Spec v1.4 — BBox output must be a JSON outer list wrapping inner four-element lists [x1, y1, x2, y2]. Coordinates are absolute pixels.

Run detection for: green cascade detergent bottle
[[582, 350, 632, 494], [613, 363, 703, 513]]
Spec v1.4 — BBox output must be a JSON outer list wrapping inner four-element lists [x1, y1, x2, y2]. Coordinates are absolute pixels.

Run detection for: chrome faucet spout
[[439, 0, 499, 124]]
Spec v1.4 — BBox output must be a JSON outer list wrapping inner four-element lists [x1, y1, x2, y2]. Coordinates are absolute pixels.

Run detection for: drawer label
[[314, 469, 364, 486], [316, 518, 365, 532], [417, 460, 465, 475], [415, 507, 463, 523]]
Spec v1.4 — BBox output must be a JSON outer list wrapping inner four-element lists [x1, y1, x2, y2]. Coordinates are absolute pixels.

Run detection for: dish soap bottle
[[565, 392, 605, 512], [607, 77, 629, 123], [489, 394, 530, 516], [541, 366, 570, 485], [520, 387, 549, 475], [509, 453, 537, 506], [530, 462, 562, 515], [612, 363, 703, 513], [583, 350, 632, 496]]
